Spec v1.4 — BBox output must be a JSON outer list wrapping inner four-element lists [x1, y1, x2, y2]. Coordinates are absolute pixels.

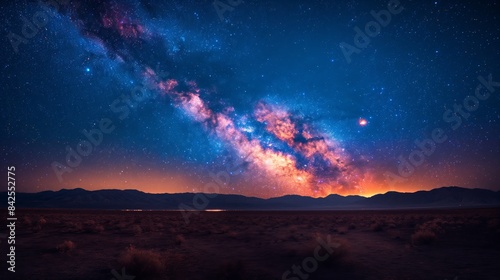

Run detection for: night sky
[[1, 0, 499, 198]]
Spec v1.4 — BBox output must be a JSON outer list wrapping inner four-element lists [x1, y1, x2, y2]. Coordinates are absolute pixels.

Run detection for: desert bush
[[32, 217, 47, 232], [56, 240, 76, 254], [120, 246, 164, 280], [411, 229, 437, 245], [370, 221, 384, 232], [419, 219, 444, 235], [38, 217, 47, 226]]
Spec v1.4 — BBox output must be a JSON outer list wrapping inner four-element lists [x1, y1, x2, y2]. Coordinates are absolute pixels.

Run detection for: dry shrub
[[410, 219, 444, 246], [425, 220, 444, 234], [56, 240, 76, 254], [370, 221, 384, 232], [120, 246, 164, 280], [411, 229, 437, 245], [32, 217, 47, 232], [38, 217, 47, 226]]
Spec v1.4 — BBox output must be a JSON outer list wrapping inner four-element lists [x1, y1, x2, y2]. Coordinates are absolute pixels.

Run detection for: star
[[358, 118, 368, 127]]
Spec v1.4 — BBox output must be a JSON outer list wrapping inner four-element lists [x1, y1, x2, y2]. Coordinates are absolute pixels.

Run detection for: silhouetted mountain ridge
[[3, 186, 499, 210]]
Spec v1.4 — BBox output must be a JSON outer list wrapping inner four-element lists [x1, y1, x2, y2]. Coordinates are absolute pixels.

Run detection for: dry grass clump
[[38, 217, 47, 226], [56, 240, 76, 254], [370, 221, 384, 232], [31, 217, 48, 232], [411, 229, 437, 245], [120, 246, 165, 280], [411, 219, 443, 245]]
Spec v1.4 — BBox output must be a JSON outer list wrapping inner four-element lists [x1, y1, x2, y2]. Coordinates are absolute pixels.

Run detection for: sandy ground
[[1, 208, 499, 280]]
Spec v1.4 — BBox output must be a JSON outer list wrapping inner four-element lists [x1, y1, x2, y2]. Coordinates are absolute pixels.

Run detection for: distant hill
[[2, 186, 500, 210]]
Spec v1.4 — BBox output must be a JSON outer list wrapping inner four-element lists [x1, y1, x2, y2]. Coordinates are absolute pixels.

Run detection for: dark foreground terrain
[[1, 208, 499, 280]]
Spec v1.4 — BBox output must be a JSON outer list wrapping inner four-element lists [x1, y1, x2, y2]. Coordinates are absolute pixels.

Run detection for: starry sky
[[1, 0, 499, 198]]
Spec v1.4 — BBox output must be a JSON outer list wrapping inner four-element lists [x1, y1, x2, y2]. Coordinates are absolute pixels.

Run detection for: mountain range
[[3, 186, 500, 210]]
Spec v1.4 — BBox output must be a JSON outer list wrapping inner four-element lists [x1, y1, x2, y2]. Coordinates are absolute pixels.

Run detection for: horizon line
[[9, 185, 496, 199]]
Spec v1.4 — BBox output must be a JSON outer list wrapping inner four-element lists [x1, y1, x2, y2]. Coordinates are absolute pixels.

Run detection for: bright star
[[359, 118, 368, 126]]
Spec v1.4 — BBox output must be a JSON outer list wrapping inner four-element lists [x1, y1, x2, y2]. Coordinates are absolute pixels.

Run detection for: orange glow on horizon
[[22, 166, 485, 198]]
